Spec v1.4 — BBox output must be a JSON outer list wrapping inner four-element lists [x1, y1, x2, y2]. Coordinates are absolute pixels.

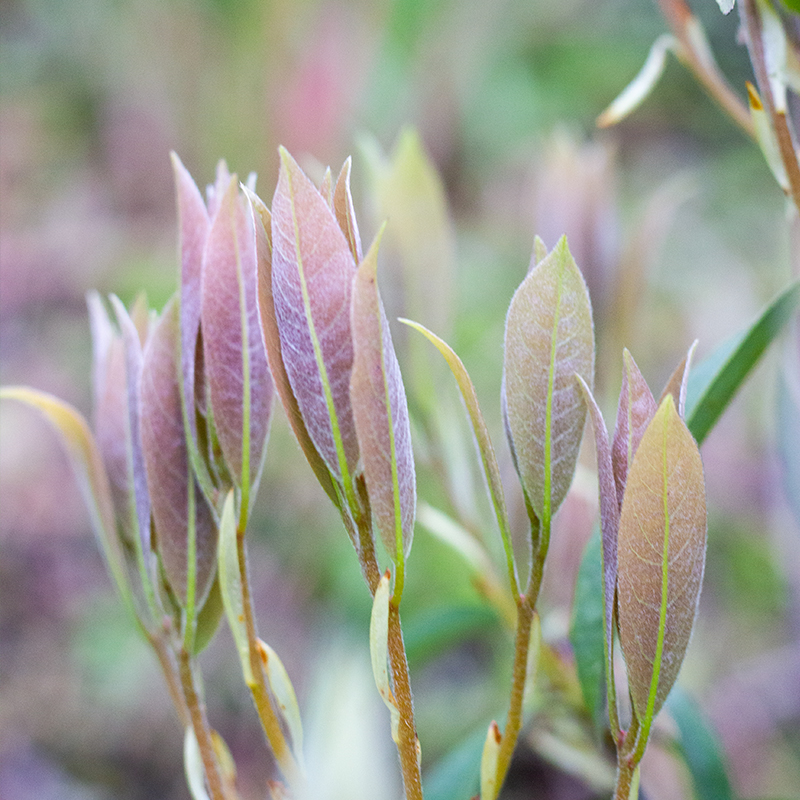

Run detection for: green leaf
[[617, 396, 707, 751], [480, 721, 502, 800], [217, 490, 253, 684], [686, 281, 800, 444], [193, 574, 225, 655], [666, 687, 734, 800], [401, 319, 517, 595], [0, 387, 134, 616], [503, 236, 595, 524], [569, 527, 607, 732], [423, 730, 483, 800]]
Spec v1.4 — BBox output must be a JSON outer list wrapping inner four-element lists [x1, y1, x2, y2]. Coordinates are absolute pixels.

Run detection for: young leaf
[[659, 340, 697, 419], [184, 727, 211, 800], [217, 489, 253, 683], [612, 350, 657, 506], [351, 231, 416, 566], [193, 574, 225, 655], [202, 177, 274, 490], [140, 298, 217, 608], [271, 147, 359, 490], [479, 721, 502, 800], [369, 571, 401, 744], [402, 318, 517, 596], [248, 187, 339, 506], [333, 157, 363, 263], [685, 280, 800, 444], [0, 387, 132, 612], [503, 236, 595, 523], [617, 396, 707, 742]]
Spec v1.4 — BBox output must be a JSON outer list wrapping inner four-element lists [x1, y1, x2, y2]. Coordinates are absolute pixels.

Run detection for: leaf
[[666, 687, 734, 800], [715, 0, 735, 13], [202, 177, 274, 491], [171, 153, 210, 453], [369, 571, 401, 744], [401, 318, 517, 594], [140, 298, 217, 608], [502, 236, 595, 523], [612, 350, 658, 507], [569, 527, 608, 732], [597, 35, 676, 128], [659, 341, 697, 419], [333, 157, 363, 263], [479, 721, 502, 800], [685, 281, 800, 444], [271, 147, 359, 492], [247, 187, 339, 507], [0, 386, 132, 612], [351, 230, 416, 565], [218, 490, 253, 683], [747, 82, 790, 194], [183, 727, 211, 800], [617, 396, 707, 741], [193, 574, 225, 655], [257, 638, 305, 764]]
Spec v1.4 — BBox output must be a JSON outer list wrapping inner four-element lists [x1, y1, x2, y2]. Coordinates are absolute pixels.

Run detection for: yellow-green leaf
[[617, 396, 707, 745]]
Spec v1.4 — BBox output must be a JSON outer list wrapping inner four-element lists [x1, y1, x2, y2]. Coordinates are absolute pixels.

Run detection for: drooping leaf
[[659, 341, 697, 419], [217, 489, 253, 683], [503, 236, 595, 523], [351, 230, 416, 564], [334, 157, 363, 263], [479, 721, 502, 800], [202, 177, 273, 491], [686, 281, 800, 444], [569, 527, 607, 732], [575, 376, 620, 733], [140, 298, 217, 608], [617, 396, 707, 738], [247, 188, 339, 506], [597, 35, 676, 128], [369, 570, 401, 744], [402, 318, 517, 595], [0, 385, 130, 603], [666, 686, 734, 800], [271, 147, 360, 489], [612, 350, 657, 507], [171, 153, 210, 452]]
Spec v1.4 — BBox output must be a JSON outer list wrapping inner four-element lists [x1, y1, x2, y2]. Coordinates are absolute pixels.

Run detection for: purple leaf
[[612, 349, 657, 508], [351, 230, 415, 562], [334, 158, 363, 264], [140, 298, 217, 607], [201, 177, 274, 488], [271, 147, 360, 485], [659, 340, 698, 419]]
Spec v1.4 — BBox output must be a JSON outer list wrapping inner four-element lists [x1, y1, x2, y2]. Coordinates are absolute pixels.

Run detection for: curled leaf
[[351, 230, 416, 564], [617, 396, 707, 740], [503, 236, 595, 523]]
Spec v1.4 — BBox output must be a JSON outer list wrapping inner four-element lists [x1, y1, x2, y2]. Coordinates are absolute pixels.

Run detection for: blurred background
[[1, 0, 798, 798]]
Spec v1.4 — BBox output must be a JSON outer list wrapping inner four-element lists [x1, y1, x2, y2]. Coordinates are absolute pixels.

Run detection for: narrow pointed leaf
[[479, 721, 502, 800], [612, 350, 657, 506], [685, 280, 800, 444], [140, 298, 217, 607], [617, 396, 707, 736], [248, 187, 339, 505], [503, 236, 595, 522], [532, 235, 548, 269], [0, 387, 131, 610], [402, 318, 517, 595], [575, 375, 620, 732], [351, 232, 415, 563], [597, 35, 676, 128], [659, 341, 698, 419], [271, 147, 359, 486], [334, 157, 363, 263], [202, 178, 273, 489], [369, 571, 401, 743], [257, 638, 304, 763], [217, 489, 253, 683], [171, 152, 210, 451], [88, 291, 115, 415]]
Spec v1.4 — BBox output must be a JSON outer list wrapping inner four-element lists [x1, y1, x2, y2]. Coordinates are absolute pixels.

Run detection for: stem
[[148, 626, 190, 728], [657, 0, 755, 138], [235, 522, 302, 787], [387, 601, 423, 800], [613, 755, 637, 800], [741, 0, 800, 215], [178, 647, 227, 800]]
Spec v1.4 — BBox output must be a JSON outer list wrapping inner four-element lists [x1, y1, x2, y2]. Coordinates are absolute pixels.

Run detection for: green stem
[[178, 647, 227, 800]]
